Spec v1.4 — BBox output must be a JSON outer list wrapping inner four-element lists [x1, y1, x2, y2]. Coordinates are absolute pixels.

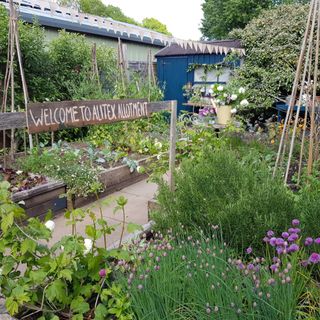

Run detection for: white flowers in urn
[[217, 85, 224, 92], [231, 94, 238, 101]]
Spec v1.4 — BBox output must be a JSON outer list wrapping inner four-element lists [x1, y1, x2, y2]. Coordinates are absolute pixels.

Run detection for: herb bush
[[153, 148, 297, 253], [116, 225, 320, 319]]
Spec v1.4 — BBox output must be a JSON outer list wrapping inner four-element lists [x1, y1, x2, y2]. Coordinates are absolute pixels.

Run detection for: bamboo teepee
[[274, 0, 320, 184], [1, 0, 33, 165]]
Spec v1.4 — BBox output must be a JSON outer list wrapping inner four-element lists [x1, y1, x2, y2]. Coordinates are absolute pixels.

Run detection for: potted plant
[[209, 84, 249, 125]]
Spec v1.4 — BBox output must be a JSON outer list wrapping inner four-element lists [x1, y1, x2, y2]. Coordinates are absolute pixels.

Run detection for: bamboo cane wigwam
[[274, 0, 320, 185]]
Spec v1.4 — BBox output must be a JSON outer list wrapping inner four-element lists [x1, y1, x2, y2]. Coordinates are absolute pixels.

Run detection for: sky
[[103, 0, 204, 40]]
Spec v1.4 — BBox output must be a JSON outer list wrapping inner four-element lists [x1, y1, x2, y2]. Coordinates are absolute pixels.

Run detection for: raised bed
[[12, 180, 67, 219], [9, 155, 155, 218], [74, 155, 153, 208]]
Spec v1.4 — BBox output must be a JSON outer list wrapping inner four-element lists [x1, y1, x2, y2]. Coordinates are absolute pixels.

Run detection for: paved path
[[50, 178, 157, 247], [0, 178, 157, 319]]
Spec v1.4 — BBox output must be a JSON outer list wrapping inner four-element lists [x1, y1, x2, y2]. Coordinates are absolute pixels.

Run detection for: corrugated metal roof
[[155, 40, 243, 57], [0, 0, 173, 47]]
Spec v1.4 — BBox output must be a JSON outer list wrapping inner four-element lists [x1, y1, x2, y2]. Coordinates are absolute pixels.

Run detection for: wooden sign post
[[0, 99, 178, 191]]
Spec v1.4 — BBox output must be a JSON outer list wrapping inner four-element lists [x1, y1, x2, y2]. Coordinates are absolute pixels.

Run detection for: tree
[[59, 0, 139, 25], [142, 18, 171, 35], [230, 4, 309, 110], [201, 0, 310, 40]]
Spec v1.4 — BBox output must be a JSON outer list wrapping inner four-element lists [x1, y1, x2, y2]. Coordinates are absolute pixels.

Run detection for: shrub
[[153, 148, 297, 253], [230, 4, 309, 110]]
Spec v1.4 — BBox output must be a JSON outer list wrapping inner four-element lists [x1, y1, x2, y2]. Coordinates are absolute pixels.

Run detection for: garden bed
[[7, 155, 155, 218], [11, 180, 67, 220], [74, 155, 153, 208]]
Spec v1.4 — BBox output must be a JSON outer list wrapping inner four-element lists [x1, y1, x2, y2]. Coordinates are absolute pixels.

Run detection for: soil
[[0, 167, 47, 193]]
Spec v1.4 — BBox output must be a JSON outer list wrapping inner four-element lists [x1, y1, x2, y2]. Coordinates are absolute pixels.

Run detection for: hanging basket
[[216, 105, 232, 125]]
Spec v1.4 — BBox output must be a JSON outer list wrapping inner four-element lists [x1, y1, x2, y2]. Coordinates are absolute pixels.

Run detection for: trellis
[[273, 0, 320, 184]]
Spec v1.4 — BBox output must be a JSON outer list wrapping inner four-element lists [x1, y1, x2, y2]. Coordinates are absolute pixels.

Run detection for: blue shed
[[156, 40, 243, 113]]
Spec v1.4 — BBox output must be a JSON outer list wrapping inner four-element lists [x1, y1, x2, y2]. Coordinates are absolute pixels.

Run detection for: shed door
[[158, 57, 191, 113]]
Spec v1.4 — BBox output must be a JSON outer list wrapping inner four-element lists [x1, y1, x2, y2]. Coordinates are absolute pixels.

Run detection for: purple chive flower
[[276, 238, 285, 246], [270, 264, 278, 272], [292, 219, 300, 226], [263, 237, 270, 243], [247, 263, 255, 270], [276, 247, 283, 255], [246, 247, 252, 254], [315, 238, 320, 244], [272, 257, 280, 263], [99, 269, 107, 277], [288, 244, 299, 253], [288, 233, 299, 242], [282, 232, 289, 239], [301, 260, 309, 267], [288, 228, 301, 234], [309, 253, 320, 264], [267, 230, 274, 238], [305, 237, 313, 246], [269, 237, 277, 247]]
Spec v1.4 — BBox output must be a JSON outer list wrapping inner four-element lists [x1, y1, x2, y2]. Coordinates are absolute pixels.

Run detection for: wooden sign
[[26, 99, 155, 134]]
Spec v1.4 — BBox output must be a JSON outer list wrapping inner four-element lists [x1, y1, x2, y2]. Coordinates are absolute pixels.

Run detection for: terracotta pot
[[216, 105, 232, 125]]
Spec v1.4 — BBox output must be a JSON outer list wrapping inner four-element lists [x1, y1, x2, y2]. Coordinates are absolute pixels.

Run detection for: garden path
[[50, 178, 158, 248]]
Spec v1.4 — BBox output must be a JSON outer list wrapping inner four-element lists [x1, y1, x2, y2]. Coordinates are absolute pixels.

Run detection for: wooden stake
[[273, 0, 316, 177], [168, 100, 177, 192], [284, 0, 317, 184], [307, 0, 320, 175]]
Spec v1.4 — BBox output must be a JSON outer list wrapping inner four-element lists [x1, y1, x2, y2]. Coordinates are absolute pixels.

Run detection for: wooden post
[[273, 0, 316, 177], [168, 100, 177, 192]]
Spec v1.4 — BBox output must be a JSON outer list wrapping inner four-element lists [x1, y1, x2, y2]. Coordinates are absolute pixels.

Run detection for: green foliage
[[296, 167, 320, 238], [17, 145, 102, 198], [79, 0, 139, 25], [142, 18, 172, 35], [201, 0, 271, 39], [116, 231, 318, 319], [0, 181, 133, 318], [0, 6, 55, 105], [230, 4, 309, 109], [49, 30, 117, 101], [153, 147, 297, 253], [201, 0, 310, 39]]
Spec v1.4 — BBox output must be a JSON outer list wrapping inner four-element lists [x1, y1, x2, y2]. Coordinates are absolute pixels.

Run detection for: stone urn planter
[[216, 105, 232, 125]]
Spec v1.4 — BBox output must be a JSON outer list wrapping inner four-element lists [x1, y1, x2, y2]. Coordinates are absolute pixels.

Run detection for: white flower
[[217, 85, 224, 91], [157, 154, 161, 160], [231, 94, 238, 101], [16, 170, 23, 175], [231, 108, 237, 114], [84, 238, 93, 254], [44, 220, 55, 232], [61, 245, 64, 251], [215, 99, 221, 104], [239, 87, 246, 94], [136, 166, 144, 173], [223, 93, 228, 98], [154, 141, 162, 149], [208, 89, 213, 94], [240, 99, 249, 107]]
